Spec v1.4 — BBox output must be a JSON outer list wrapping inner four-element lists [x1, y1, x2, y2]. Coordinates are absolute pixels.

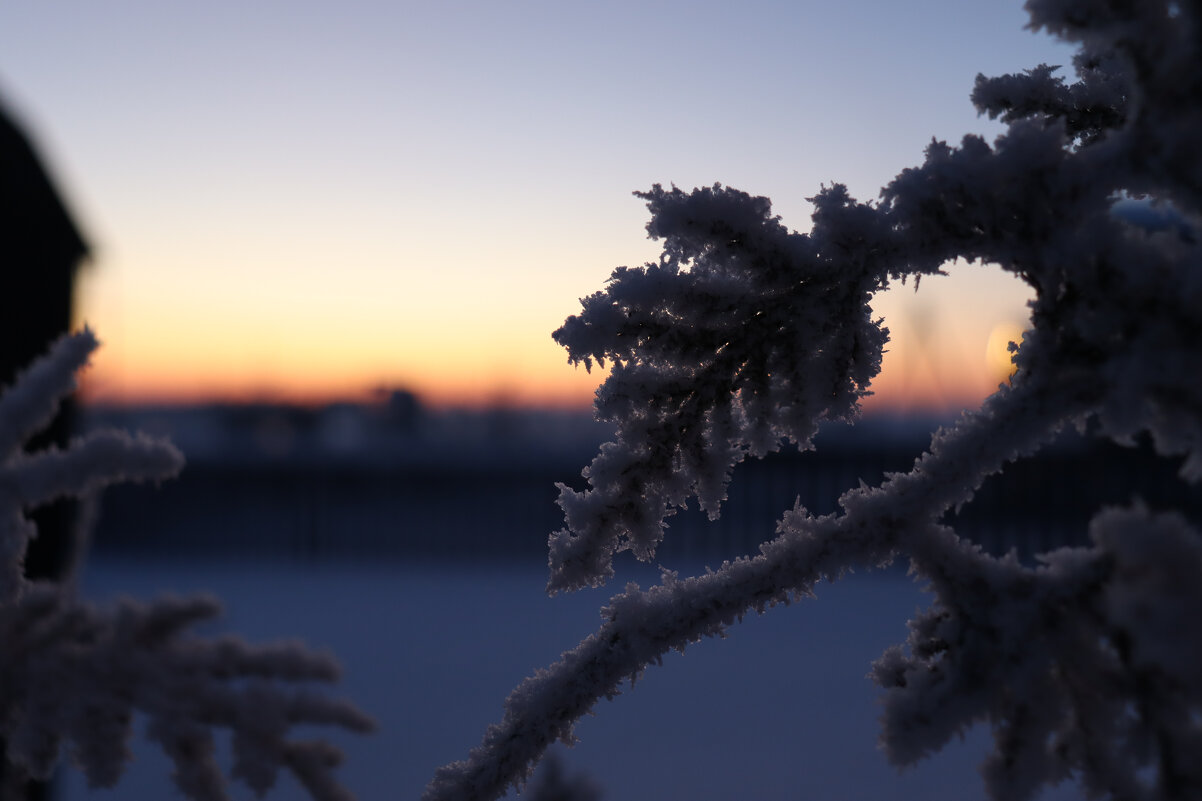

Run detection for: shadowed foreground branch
[[0, 331, 374, 801]]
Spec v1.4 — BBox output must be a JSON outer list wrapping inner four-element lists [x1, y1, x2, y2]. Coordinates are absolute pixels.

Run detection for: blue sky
[[0, 1, 1077, 409]]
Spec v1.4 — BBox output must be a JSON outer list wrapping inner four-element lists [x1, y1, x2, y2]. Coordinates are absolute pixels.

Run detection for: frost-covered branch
[[430, 2, 1202, 799], [0, 329, 184, 603], [549, 182, 890, 591], [971, 48, 1129, 147], [0, 332, 374, 801]]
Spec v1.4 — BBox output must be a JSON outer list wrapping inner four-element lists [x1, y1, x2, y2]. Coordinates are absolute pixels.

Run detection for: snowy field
[[62, 555, 1084, 801]]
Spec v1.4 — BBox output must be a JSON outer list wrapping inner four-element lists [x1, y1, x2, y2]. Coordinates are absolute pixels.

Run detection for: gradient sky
[[0, 1, 1076, 412]]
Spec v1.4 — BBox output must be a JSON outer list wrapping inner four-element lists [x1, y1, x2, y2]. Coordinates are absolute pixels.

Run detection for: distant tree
[[0, 331, 373, 801], [427, 3, 1201, 800]]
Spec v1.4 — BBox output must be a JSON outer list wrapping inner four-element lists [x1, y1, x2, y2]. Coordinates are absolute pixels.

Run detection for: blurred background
[[2, 0, 1067, 412], [0, 2, 1192, 800]]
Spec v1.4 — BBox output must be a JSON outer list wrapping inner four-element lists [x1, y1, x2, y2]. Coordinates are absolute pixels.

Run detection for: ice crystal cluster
[[0, 331, 373, 801], [428, 2, 1202, 800]]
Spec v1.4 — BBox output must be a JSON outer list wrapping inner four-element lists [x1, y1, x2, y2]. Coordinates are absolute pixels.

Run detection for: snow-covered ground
[[61, 555, 1083, 801]]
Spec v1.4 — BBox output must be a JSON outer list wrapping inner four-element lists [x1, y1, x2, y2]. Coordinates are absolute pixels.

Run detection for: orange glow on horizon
[[76, 356, 608, 410], [77, 341, 1010, 414], [73, 262, 1033, 414]]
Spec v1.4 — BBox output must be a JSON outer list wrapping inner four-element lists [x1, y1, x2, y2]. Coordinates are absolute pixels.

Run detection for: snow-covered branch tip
[[0, 329, 185, 603], [548, 182, 891, 592], [0, 331, 375, 801]]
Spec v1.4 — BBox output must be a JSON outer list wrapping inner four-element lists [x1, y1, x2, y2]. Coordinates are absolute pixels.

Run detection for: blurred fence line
[[85, 410, 1199, 568]]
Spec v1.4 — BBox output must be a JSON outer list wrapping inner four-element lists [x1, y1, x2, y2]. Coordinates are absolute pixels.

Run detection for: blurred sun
[[986, 321, 1026, 384]]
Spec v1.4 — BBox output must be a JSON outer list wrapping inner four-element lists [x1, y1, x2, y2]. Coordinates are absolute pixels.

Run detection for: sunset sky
[[0, 1, 1075, 412]]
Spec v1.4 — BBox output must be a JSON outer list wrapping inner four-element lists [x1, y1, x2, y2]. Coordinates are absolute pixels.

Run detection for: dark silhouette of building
[[0, 99, 88, 581], [0, 96, 89, 801]]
